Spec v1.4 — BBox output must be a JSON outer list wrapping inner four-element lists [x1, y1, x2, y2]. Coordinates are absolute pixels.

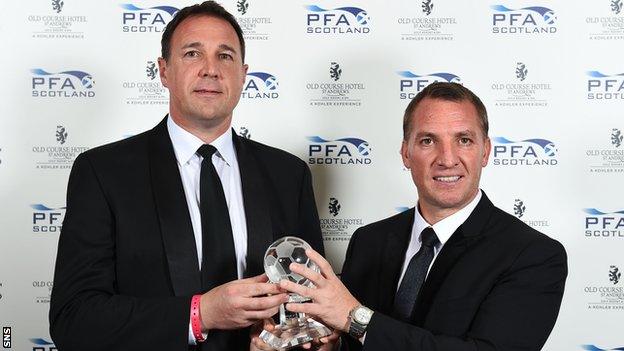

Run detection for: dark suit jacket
[[49, 117, 324, 351], [341, 193, 567, 351]]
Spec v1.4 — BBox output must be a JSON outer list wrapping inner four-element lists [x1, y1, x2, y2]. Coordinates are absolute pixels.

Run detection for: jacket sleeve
[[49, 153, 190, 351], [359, 238, 567, 351]]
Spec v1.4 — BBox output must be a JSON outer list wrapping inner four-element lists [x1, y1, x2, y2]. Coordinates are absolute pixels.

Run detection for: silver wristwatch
[[348, 305, 374, 338]]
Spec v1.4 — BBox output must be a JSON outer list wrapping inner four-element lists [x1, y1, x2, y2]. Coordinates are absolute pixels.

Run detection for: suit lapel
[[149, 117, 201, 296], [411, 193, 495, 326], [233, 132, 273, 278], [376, 209, 415, 314]]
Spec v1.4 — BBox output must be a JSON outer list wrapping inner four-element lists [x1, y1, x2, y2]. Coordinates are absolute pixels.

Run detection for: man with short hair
[[276, 82, 567, 351], [49, 2, 323, 350]]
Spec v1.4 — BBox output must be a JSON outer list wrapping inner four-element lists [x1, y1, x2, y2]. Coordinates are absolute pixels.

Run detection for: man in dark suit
[[276, 82, 567, 351], [49, 2, 323, 351]]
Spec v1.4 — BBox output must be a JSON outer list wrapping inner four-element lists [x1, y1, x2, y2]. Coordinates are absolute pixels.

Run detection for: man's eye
[[219, 53, 233, 60], [459, 137, 472, 145], [420, 138, 433, 145], [184, 51, 199, 57]]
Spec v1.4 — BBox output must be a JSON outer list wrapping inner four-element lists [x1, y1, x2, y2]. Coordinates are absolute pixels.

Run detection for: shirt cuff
[[188, 321, 208, 345]]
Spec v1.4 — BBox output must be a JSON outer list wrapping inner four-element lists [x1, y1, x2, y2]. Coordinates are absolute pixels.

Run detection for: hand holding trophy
[[259, 236, 333, 350]]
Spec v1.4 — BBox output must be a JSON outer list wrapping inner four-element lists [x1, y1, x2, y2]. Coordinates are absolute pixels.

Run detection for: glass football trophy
[[259, 236, 332, 350]]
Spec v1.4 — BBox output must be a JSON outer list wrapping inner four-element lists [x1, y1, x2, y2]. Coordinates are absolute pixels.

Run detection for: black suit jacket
[[341, 193, 567, 351], [49, 118, 324, 351]]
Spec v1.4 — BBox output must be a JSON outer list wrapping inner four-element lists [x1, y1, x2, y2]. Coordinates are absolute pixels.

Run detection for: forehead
[[170, 15, 240, 49], [411, 98, 481, 134]]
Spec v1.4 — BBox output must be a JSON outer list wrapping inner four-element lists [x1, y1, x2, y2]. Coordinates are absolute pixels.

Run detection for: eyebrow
[[414, 130, 477, 138], [180, 42, 238, 55]]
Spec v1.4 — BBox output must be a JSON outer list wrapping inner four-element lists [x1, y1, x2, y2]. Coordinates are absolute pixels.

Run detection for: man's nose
[[436, 141, 459, 167], [199, 57, 219, 78]]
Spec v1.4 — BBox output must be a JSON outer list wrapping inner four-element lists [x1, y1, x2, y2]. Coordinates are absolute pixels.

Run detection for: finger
[[263, 318, 276, 330], [251, 336, 274, 351], [302, 342, 312, 349], [306, 249, 337, 280], [244, 306, 281, 321], [289, 262, 326, 288], [242, 273, 270, 284], [320, 331, 340, 343], [244, 282, 286, 297], [279, 279, 314, 298], [241, 293, 288, 311], [285, 302, 316, 315]]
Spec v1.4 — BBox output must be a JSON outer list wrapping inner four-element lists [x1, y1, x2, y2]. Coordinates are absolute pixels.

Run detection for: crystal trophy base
[[259, 318, 332, 351], [260, 237, 333, 350]]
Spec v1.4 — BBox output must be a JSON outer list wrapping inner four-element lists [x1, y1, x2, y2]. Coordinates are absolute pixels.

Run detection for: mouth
[[193, 88, 222, 96], [433, 175, 462, 183]]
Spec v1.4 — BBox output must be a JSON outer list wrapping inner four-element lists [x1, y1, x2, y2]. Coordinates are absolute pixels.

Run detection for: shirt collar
[[413, 190, 482, 247], [167, 116, 235, 166]]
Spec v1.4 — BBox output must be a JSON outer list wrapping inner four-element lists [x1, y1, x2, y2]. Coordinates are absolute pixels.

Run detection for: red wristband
[[190, 294, 205, 343]]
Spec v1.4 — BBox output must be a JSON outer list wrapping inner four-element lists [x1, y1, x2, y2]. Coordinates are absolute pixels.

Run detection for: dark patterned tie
[[196, 145, 237, 291], [392, 227, 439, 321]]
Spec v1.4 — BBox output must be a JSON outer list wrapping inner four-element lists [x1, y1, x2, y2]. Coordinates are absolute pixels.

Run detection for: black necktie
[[392, 227, 439, 321], [196, 144, 238, 291]]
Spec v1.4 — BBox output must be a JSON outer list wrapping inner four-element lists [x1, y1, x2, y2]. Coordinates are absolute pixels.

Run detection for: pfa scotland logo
[[586, 71, 624, 100], [242, 72, 279, 100], [398, 71, 461, 100], [31, 204, 66, 233], [120, 4, 179, 33], [492, 137, 558, 166], [583, 208, 624, 238], [306, 5, 370, 34], [56, 126, 68, 145], [491, 5, 557, 34], [30, 338, 56, 350], [31, 69, 95, 98], [307, 136, 372, 165]]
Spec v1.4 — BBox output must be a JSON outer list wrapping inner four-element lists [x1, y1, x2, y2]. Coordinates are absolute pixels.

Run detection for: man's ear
[[158, 57, 168, 88], [400, 140, 410, 168]]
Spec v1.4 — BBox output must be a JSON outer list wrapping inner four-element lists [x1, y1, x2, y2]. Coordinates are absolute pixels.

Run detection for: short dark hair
[[161, 1, 246, 62], [402, 82, 489, 140]]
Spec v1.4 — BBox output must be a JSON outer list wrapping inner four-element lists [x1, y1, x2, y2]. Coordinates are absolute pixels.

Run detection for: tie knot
[[421, 227, 439, 248], [197, 144, 217, 159]]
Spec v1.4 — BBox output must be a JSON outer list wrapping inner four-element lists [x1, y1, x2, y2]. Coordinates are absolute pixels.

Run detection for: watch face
[[354, 307, 372, 324]]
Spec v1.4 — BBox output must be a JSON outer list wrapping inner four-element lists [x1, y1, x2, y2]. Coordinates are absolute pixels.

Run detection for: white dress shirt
[[359, 190, 482, 345], [166, 117, 248, 344], [396, 190, 482, 290]]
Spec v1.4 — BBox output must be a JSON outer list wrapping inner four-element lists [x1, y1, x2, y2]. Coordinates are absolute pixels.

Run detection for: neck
[[169, 113, 231, 144], [418, 189, 479, 225]]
